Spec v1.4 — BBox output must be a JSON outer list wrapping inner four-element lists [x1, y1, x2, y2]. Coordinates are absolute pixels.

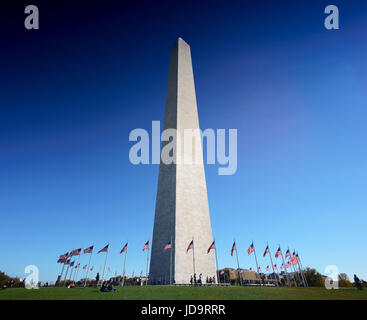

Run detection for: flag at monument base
[[285, 249, 290, 259], [273, 264, 277, 270], [98, 244, 109, 254], [230, 242, 236, 256], [275, 247, 282, 258], [207, 241, 215, 253], [258, 267, 261, 273], [164, 241, 172, 251], [90, 266, 94, 271], [84, 245, 94, 254], [286, 261, 290, 268], [120, 242, 128, 254], [249, 268, 252, 272], [186, 240, 194, 253], [280, 264, 284, 270], [265, 266, 269, 271], [75, 263, 80, 269], [82, 265, 87, 270], [142, 241, 149, 251], [220, 270, 225, 275], [263, 245, 270, 257], [70, 261, 75, 267]]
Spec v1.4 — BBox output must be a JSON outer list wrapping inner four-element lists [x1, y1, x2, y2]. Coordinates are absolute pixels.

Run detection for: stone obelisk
[[149, 38, 216, 284]]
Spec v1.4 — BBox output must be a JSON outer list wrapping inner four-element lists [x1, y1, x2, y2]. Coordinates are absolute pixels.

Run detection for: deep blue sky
[[1, 0, 366, 283]]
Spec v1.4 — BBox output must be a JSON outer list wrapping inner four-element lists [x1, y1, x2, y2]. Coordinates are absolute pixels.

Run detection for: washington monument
[[149, 38, 216, 284]]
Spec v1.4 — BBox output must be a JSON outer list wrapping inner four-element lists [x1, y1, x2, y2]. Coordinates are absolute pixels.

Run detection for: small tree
[[0, 271, 10, 287], [304, 268, 324, 287], [338, 273, 353, 288]]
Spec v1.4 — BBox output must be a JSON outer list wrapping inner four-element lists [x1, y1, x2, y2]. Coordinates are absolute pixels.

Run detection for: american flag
[[65, 259, 71, 265], [220, 270, 225, 275], [98, 244, 109, 254], [57, 258, 66, 263], [230, 242, 236, 256], [258, 267, 261, 273], [280, 263, 284, 270], [70, 261, 75, 267], [82, 265, 87, 270], [275, 247, 282, 258], [90, 266, 94, 271], [186, 240, 194, 253], [59, 252, 69, 260], [265, 266, 269, 271], [120, 242, 128, 254], [249, 267, 252, 272], [291, 255, 298, 265], [142, 241, 149, 251], [273, 264, 277, 270], [71, 248, 81, 256], [84, 245, 94, 254], [207, 241, 215, 254], [75, 263, 80, 269], [247, 242, 255, 255], [286, 261, 290, 268], [164, 241, 172, 252], [263, 245, 270, 257], [285, 249, 290, 259]]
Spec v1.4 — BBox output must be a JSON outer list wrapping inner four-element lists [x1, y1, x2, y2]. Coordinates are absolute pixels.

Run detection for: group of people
[[189, 273, 217, 285], [354, 274, 364, 290]]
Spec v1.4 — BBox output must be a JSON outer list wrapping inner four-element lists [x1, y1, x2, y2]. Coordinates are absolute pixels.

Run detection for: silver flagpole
[[101, 245, 109, 285], [145, 242, 150, 285], [69, 263, 74, 282], [297, 251, 308, 287], [214, 239, 220, 284], [279, 245, 291, 287], [84, 246, 94, 287], [58, 261, 66, 287], [169, 236, 172, 285], [295, 252, 306, 286], [234, 240, 242, 286], [73, 254, 81, 282], [122, 242, 128, 286], [63, 262, 70, 287], [267, 242, 279, 285], [192, 237, 196, 277], [252, 241, 260, 284]]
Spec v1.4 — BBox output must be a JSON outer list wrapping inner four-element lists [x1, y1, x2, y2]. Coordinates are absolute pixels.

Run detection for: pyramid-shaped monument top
[[149, 39, 216, 284]]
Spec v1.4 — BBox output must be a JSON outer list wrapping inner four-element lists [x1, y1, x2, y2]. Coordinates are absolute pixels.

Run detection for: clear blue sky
[[1, 0, 366, 283]]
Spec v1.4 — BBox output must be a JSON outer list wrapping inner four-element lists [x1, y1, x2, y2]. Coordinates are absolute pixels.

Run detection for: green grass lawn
[[0, 286, 366, 300]]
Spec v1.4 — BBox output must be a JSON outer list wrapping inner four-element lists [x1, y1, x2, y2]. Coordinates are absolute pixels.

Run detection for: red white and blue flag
[[90, 266, 94, 271], [71, 248, 81, 256], [285, 249, 290, 259], [82, 265, 87, 270], [280, 263, 284, 270], [247, 242, 255, 255], [265, 265, 269, 271], [70, 261, 75, 267], [186, 240, 194, 253], [75, 263, 80, 269], [286, 261, 290, 268], [249, 267, 252, 272], [275, 247, 282, 258], [120, 242, 128, 254], [220, 270, 225, 275], [84, 245, 94, 254], [65, 259, 71, 265], [263, 245, 270, 257], [142, 241, 149, 251], [231, 242, 236, 256], [98, 244, 109, 254], [164, 241, 172, 252], [258, 267, 261, 273], [207, 241, 215, 254], [273, 264, 277, 270]]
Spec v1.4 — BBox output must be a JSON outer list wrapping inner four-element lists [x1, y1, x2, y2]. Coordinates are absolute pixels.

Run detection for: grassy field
[[0, 286, 366, 300]]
